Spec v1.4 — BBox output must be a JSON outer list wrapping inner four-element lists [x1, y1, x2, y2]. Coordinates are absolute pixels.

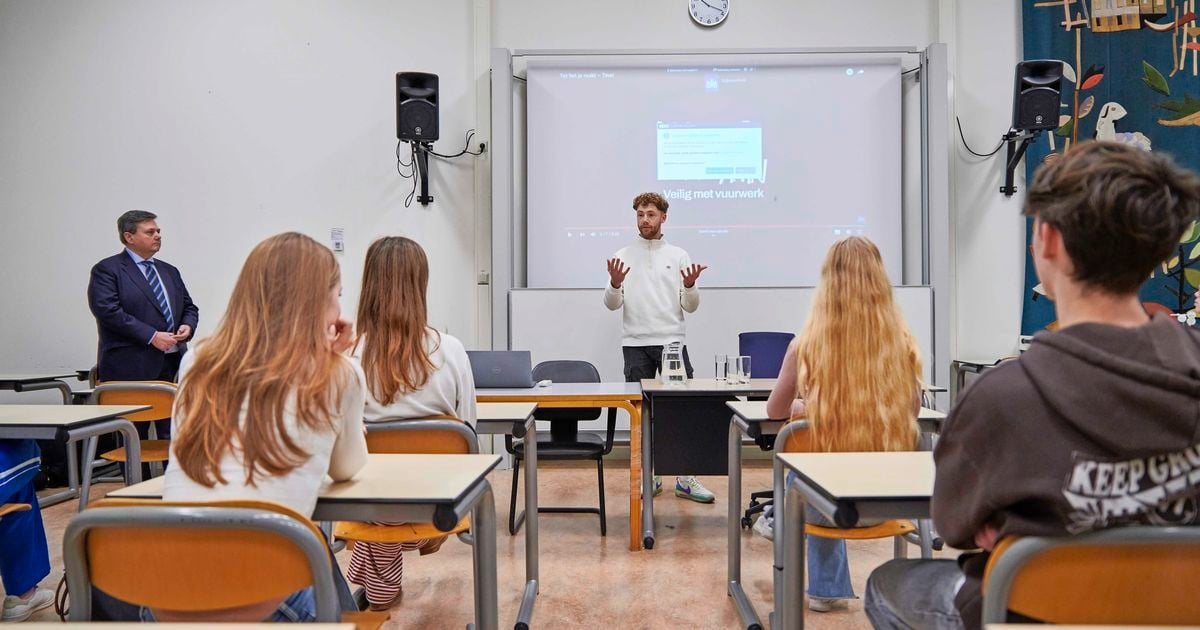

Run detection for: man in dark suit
[[87, 210, 199, 437]]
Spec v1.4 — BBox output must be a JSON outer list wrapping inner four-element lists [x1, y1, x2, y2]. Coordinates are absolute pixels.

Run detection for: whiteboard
[[509, 286, 934, 430]]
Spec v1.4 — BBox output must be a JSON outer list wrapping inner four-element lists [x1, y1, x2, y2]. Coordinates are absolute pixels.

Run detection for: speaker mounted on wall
[[396, 72, 439, 142], [999, 59, 1063, 196], [1011, 60, 1063, 132]]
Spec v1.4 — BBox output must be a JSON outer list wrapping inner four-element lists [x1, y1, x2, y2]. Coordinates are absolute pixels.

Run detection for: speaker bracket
[[414, 141, 434, 206], [1000, 129, 1040, 197]]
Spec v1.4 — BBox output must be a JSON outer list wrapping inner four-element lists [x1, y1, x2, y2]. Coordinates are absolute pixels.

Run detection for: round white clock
[[689, 0, 729, 27]]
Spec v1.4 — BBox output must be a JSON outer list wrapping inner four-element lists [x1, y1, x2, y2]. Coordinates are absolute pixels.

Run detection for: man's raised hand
[[607, 258, 631, 288], [681, 264, 708, 288]]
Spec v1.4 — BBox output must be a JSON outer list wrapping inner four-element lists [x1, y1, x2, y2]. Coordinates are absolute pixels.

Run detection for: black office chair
[[505, 360, 617, 536]]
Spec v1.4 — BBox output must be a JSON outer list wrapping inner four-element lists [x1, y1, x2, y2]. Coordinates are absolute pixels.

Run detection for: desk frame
[[775, 449, 933, 630], [0, 409, 144, 509], [474, 407, 540, 629], [477, 390, 644, 551]]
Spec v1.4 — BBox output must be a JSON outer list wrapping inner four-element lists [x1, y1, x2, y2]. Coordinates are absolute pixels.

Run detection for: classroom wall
[[0, 0, 482, 402], [0, 1, 1027, 402]]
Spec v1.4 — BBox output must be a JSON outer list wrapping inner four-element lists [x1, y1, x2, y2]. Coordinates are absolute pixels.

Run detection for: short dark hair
[[632, 192, 668, 213], [1023, 141, 1200, 294], [117, 210, 157, 245]]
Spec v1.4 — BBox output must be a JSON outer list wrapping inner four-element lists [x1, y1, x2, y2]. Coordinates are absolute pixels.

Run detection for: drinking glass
[[738, 356, 752, 384], [726, 355, 742, 385], [715, 354, 728, 383]]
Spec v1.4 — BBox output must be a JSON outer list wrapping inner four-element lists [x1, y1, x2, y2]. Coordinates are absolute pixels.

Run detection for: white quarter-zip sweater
[[603, 236, 700, 346]]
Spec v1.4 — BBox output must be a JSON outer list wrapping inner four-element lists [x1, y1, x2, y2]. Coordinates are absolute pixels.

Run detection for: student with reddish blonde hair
[[161, 232, 368, 622], [347, 236, 476, 611], [765, 235, 922, 612]]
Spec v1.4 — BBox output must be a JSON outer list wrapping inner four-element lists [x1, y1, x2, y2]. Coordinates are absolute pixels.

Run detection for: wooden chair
[[776, 420, 927, 558], [334, 417, 478, 548], [0, 502, 31, 520], [62, 498, 385, 628], [982, 526, 1200, 624]]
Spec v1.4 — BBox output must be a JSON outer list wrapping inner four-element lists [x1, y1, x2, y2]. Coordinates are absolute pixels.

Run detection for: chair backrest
[[775, 418, 813, 453], [982, 526, 1200, 624], [93, 381, 177, 423], [364, 416, 479, 454], [738, 332, 795, 379], [64, 498, 338, 622], [532, 360, 602, 423]]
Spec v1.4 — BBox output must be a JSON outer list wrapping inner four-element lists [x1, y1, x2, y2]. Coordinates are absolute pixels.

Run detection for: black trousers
[[622, 345, 694, 382], [134, 351, 182, 441]]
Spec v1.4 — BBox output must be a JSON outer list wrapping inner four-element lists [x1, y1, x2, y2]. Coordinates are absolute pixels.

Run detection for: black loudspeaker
[[396, 72, 439, 141], [1012, 60, 1063, 132]]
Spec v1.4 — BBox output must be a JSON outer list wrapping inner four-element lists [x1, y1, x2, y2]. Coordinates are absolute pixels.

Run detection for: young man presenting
[[604, 192, 714, 502], [865, 141, 1200, 628]]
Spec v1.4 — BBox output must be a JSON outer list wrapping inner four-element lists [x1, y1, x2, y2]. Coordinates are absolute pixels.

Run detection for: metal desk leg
[[640, 396, 655, 550], [516, 418, 539, 630], [76, 436, 100, 513], [770, 457, 786, 629], [728, 418, 762, 630], [781, 478, 807, 630], [471, 481, 499, 630]]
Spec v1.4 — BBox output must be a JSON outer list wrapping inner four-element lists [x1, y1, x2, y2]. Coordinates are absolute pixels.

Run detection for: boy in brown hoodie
[[864, 141, 1200, 629]]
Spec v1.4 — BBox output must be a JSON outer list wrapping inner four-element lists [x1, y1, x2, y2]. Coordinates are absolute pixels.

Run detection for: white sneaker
[[2, 587, 54, 622], [674, 475, 715, 503], [808, 596, 847, 613], [752, 513, 774, 541]]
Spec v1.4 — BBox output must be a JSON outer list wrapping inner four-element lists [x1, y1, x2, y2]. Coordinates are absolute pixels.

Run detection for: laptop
[[467, 350, 535, 388]]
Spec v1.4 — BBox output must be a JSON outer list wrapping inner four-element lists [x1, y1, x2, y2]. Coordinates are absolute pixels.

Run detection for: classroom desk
[[110, 453, 503, 630], [724, 401, 944, 630], [0, 373, 83, 404], [476, 383, 645, 551], [475, 401, 540, 630], [775, 451, 934, 630], [639, 378, 776, 550], [0, 404, 147, 509]]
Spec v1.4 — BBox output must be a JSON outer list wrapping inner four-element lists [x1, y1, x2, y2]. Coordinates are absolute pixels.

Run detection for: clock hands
[[699, 0, 720, 11]]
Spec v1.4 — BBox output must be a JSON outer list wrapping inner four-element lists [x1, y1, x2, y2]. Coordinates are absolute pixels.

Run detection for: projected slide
[[656, 122, 763, 182], [526, 58, 902, 288]]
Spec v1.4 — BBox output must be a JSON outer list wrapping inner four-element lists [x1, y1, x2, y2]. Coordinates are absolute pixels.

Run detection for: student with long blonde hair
[[161, 232, 368, 622], [765, 235, 922, 612], [347, 236, 476, 611]]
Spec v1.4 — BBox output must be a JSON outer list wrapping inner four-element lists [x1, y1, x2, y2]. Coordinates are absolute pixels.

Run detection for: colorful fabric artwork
[[1021, 0, 1200, 333]]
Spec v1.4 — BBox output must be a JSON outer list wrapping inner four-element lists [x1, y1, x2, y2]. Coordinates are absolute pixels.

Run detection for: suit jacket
[[87, 251, 200, 381]]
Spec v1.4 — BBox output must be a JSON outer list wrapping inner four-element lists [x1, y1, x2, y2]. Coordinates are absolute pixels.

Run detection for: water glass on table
[[715, 354, 727, 382], [737, 356, 752, 383], [726, 355, 742, 384]]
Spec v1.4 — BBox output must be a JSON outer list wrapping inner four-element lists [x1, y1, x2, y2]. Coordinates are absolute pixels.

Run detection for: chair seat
[[806, 519, 915, 540], [343, 610, 390, 630], [334, 516, 470, 544], [101, 439, 170, 463], [0, 503, 32, 519], [513, 432, 605, 459]]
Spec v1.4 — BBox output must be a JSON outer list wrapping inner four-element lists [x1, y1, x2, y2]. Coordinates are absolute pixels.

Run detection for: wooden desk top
[[0, 373, 77, 385], [477, 382, 642, 401], [110, 453, 502, 505], [777, 451, 934, 503], [641, 377, 776, 394], [726, 400, 945, 422], [476, 401, 537, 422], [0, 404, 149, 428]]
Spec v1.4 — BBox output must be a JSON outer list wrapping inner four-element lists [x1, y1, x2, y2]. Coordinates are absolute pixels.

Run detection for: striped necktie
[[140, 260, 175, 332]]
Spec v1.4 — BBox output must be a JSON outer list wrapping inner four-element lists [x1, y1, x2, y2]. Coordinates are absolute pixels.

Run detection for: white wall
[[0, 1, 1027, 401], [0, 1, 482, 402], [947, 1, 1028, 361]]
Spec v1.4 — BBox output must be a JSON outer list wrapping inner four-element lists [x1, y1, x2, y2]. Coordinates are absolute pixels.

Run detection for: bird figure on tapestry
[[1095, 101, 1153, 150]]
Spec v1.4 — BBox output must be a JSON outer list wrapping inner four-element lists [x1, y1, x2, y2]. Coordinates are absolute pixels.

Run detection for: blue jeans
[[0, 442, 50, 597], [140, 587, 317, 622], [771, 470, 856, 599]]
